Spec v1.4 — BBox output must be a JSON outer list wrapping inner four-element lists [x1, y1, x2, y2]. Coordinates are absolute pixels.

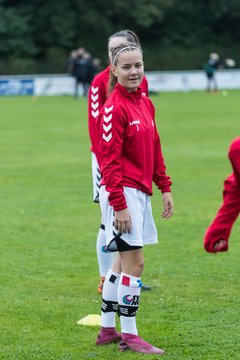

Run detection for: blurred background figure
[[72, 47, 88, 98], [66, 48, 102, 98], [203, 52, 221, 92], [83, 52, 102, 94], [91, 57, 102, 78], [204, 137, 240, 253], [66, 49, 77, 74]]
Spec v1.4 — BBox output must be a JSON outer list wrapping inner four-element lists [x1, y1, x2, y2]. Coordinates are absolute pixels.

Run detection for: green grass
[[0, 91, 240, 360]]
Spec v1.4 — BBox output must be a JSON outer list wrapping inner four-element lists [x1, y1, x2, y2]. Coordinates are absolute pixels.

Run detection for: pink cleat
[[96, 327, 122, 345], [119, 333, 165, 355]]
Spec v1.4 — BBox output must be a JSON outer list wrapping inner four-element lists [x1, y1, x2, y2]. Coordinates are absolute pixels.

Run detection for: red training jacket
[[98, 83, 172, 211], [88, 65, 148, 164], [228, 136, 240, 188]]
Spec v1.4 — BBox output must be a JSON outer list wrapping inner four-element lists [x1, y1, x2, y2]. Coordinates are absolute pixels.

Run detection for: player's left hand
[[161, 192, 174, 219], [114, 208, 132, 234]]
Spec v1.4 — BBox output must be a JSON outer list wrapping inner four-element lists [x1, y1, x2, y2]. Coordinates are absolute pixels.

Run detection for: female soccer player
[[204, 137, 240, 252], [96, 44, 174, 354], [88, 30, 149, 293]]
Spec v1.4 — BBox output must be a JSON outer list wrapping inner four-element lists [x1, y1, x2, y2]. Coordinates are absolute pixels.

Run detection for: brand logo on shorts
[[101, 245, 109, 253], [123, 295, 140, 306]]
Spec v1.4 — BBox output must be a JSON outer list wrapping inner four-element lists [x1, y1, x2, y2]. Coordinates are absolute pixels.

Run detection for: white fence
[[0, 69, 240, 96], [146, 69, 240, 92]]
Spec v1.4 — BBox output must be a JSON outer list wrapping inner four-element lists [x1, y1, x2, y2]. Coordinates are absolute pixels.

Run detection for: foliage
[[0, 0, 239, 73]]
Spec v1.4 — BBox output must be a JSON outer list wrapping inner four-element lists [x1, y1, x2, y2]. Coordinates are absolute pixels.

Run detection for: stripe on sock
[[122, 275, 130, 286], [109, 274, 117, 284]]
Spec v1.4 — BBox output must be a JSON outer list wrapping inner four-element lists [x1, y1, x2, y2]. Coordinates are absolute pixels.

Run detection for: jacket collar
[[115, 83, 142, 100]]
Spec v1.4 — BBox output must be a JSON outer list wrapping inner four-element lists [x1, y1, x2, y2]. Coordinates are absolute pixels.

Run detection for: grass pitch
[[0, 91, 240, 359]]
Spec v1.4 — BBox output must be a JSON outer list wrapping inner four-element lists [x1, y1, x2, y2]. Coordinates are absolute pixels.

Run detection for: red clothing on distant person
[[98, 83, 172, 212], [88, 65, 148, 164], [204, 137, 240, 253]]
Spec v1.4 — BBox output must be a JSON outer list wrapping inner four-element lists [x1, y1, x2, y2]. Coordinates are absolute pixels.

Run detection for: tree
[[0, 0, 239, 73]]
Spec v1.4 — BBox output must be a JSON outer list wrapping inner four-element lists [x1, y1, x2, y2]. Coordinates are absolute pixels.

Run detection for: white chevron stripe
[[91, 101, 99, 110], [103, 133, 112, 142], [91, 109, 99, 118], [91, 86, 98, 94], [103, 123, 112, 133], [105, 105, 114, 113], [103, 114, 112, 123], [91, 94, 98, 102]]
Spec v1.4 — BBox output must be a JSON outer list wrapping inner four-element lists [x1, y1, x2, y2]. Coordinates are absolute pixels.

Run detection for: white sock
[[101, 269, 120, 328], [96, 227, 114, 277], [118, 272, 141, 335]]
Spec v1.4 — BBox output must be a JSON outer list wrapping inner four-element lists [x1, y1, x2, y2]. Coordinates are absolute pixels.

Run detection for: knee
[[120, 250, 144, 277]]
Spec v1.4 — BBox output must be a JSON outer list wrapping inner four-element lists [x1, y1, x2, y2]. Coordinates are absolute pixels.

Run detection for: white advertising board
[[34, 76, 75, 96], [1, 70, 240, 96], [146, 69, 240, 92]]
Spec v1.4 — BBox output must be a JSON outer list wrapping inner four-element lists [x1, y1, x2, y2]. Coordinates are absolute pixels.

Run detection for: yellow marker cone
[[77, 314, 101, 326]]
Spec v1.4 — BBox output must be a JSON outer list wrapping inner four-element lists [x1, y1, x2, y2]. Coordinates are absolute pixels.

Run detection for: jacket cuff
[[160, 186, 171, 194], [113, 203, 128, 212]]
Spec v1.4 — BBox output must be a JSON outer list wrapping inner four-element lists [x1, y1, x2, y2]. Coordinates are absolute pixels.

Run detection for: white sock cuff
[[106, 269, 120, 285]]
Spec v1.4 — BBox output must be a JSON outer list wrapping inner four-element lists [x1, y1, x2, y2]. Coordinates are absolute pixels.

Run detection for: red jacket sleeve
[[100, 104, 127, 211], [228, 137, 240, 188], [88, 75, 107, 164]]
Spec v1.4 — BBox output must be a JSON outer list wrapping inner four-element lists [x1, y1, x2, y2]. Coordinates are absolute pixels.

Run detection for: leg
[[117, 249, 164, 354], [213, 75, 218, 91], [206, 74, 212, 91], [82, 81, 90, 96], [96, 254, 121, 345], [92, 153, 114, 293], [97, 187, 162, 353], [74, 78, 79, 98], [96, 224, 114, 294], [120, 248, 144, 278], [118, 249, 143, 336]]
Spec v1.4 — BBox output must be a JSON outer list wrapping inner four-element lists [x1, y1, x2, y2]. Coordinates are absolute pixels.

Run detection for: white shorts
[[99, 186, 158, 251], [91, 153, 102, 203]]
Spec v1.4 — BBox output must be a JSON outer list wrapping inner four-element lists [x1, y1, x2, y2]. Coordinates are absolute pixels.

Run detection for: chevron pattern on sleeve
[[90, 86, 99, 118], [102, 105, 114, 143]]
